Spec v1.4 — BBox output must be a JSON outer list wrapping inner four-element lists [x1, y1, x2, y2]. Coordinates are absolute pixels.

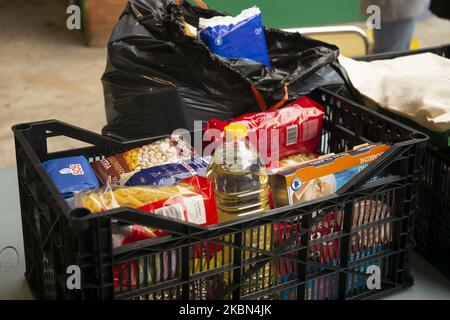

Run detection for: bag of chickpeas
[[91, 134, 197, 185]]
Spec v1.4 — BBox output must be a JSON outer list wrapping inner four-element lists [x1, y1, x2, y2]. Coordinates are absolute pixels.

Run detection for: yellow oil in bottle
[[207, 162, 270, 221], [206, 124, 273, 295]]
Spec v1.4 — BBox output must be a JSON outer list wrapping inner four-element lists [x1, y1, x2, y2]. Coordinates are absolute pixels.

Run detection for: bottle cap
[[224, 124, 247, 139]]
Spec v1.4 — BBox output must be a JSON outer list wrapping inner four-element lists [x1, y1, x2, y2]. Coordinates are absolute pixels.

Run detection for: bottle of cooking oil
[[206, 123, 270, 221], [206, 124, 272, 295]]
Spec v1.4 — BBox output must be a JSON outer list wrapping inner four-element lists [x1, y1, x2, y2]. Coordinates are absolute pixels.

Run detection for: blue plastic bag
[[43, 156, 99, 199], [124, 157, 210, 187], [199, 7, 271, 67]]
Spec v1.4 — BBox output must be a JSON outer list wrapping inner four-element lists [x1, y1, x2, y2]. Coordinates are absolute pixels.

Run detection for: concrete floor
[[0, 0, 449, 169], [0, 0, 107, 169]]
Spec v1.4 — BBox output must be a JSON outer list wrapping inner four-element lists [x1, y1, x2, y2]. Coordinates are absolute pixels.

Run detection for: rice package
[[199, 7, 271, 67]]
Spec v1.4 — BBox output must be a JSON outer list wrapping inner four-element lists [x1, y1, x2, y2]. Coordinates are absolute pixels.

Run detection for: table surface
[[1, 166, 449, 300]]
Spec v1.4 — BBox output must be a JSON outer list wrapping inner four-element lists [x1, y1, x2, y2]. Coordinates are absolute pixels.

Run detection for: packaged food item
[[75, 176, 218, 234], [112, 225, 226, 299], [113, 237, 224, 298], [43, 156, 99, 199], [206, 124, 272, 290], [273, 210, 342, 300], [274, 153, 319, 173], [199, 7, 271, 67], [206, 124, 270, 220], [274, 199, 392, 298], [351, 199, 392, 261], [205, 97, 324, 169], [122, 157, 211, 187], [91, 135, 197, 185], [271, 144, 390, 207], [78, 174, 224, 297]]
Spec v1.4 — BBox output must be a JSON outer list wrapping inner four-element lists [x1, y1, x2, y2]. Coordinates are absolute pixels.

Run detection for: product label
[[139, 194, 208, 227], [183, 195, 207, 225], [59, 163, 84, 175], [43, 156, 99, 198], [154, 203, 185, 221], [91, 155, 131, 185]]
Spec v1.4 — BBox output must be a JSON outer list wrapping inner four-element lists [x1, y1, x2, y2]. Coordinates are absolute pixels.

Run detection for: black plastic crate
[[12, 88, 427, 300], [355, 45, 450, 278]]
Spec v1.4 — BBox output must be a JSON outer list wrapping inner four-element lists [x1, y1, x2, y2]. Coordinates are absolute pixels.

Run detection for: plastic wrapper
[[273, 211, 342, 300], [270, 153, 319, 174], [76, 175, 224, 297], [90, 135, 197, 185], [112, 229, 224, 299], [198, 7, 270, 67], [123, 157, 211, 187], [351, 199, 392, 261], [101, 0, 356, 140], [75, 176, 217, 230], [205, 97, 324, 169], [274, 197, 393, 299], [43, 156, 99, 198]]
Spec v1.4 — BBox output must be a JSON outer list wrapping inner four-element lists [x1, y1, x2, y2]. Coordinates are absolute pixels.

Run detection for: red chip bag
[[204, 97, 324, 168]]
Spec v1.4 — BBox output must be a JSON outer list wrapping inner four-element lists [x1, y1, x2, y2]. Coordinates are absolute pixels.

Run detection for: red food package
[[322, 214, 330, 263], [204, 97, 324, 168], [273, 222, 302, 277], [111, 176, 220, 290], [110, 176, 217, 245], [137, 176, 218, 237]]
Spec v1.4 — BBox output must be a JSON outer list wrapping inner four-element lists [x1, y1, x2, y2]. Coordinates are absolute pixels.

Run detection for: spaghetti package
[[75, 176, 224, 296], [75, 176, 218, 235], [204, 97, 324, 169]]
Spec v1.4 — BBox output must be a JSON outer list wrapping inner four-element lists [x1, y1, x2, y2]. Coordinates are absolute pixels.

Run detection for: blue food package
[[124, 157, 211, 187], [199, 7, 271, 67], [43, 156, 99, 198]]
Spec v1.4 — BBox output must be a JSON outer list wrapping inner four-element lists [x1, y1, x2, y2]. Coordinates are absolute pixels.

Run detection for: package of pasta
[[91, 134, 197, 185], [75, 176, 218, 236], [204, 97, 324, 169]]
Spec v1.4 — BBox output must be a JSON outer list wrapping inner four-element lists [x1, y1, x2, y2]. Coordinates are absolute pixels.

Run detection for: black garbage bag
[[430, 0, 450, 20], [102, 0, 353, 140]]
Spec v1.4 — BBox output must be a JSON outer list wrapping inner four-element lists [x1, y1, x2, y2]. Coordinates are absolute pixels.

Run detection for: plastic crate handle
[[69, 206, 208, 236], [336, 145, 406, 196]]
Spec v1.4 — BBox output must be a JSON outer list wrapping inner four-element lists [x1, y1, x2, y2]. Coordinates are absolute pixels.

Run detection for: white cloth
[[339, 53, 450, 132]]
